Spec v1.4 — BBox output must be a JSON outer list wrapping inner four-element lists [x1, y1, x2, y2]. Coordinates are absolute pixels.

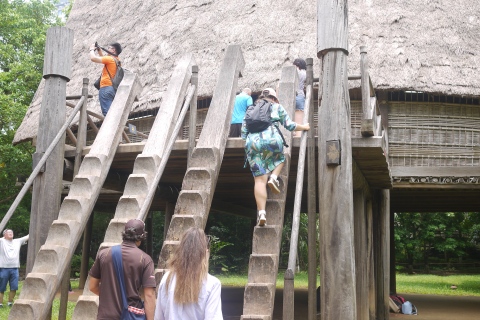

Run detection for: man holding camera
[[89, 42, 122, 116]]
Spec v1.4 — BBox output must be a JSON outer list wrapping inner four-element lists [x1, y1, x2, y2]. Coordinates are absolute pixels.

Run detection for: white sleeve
[[20, 235, 29, 245], [204, 277, 223, 320], [154, 277, 166, 320]]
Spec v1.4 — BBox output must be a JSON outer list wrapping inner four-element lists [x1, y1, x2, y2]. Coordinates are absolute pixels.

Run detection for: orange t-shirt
[[100, 56, 120, 88]]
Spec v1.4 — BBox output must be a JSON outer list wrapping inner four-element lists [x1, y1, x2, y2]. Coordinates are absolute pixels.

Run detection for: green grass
[[217, 271, 480, 296], [396, 273, 480, 296]]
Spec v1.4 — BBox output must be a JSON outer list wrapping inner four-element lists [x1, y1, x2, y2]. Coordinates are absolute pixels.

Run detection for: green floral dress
[[241, 103, 297, 177]]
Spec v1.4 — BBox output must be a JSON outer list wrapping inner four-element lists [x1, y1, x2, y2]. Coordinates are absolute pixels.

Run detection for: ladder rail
[[283, 84, 313, 320]]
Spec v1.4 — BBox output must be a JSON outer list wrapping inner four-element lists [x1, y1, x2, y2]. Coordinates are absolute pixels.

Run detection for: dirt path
[[59, 287, 480, 319]]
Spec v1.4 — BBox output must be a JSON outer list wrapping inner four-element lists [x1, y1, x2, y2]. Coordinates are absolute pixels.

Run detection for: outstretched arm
[[294, 123, 310, 131], [89, 44, 103, 63]]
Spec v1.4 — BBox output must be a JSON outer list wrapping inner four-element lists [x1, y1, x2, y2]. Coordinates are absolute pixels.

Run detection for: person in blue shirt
[[229, 88, 253, 137]]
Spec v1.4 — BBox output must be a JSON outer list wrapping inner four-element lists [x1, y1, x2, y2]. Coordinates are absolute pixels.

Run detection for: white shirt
[[155, 272, 223, 320], [0, 235, 29, 268]]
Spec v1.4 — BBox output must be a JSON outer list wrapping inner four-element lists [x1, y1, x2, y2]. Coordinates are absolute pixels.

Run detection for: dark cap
[[124, 219, 145, 236]]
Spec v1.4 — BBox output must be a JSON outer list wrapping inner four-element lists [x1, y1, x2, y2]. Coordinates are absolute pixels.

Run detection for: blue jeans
[[0, 268, 19, 292], [99, 86, 116, 116], [295, 95, 305, 111]]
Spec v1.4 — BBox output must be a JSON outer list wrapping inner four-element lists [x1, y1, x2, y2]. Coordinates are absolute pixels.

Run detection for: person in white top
[[293, 58, 307, 125], [0, 229, 28, 307], [155, 227, 223, 320]]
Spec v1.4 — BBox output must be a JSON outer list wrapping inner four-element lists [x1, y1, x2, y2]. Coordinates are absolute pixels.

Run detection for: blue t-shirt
[[231, 92, 253, 124]]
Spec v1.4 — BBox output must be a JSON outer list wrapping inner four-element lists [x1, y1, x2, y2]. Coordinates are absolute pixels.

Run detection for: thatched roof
[[13, 0, 480, 144]]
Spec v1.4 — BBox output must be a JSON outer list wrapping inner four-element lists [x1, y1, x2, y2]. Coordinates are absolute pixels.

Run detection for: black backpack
[[244, 99, 273, 133], [244, 99, 289, 147]]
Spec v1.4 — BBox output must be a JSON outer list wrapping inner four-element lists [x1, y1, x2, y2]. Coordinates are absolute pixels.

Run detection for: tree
[[0, 0, 61, 229]]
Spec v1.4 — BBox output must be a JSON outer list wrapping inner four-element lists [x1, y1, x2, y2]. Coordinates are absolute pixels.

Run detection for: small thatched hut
[[14, 0, 480, 145]]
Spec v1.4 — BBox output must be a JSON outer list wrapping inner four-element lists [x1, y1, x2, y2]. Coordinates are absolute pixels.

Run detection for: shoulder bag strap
[[111, 245, 129, 310], [104, 57, 120, 83]]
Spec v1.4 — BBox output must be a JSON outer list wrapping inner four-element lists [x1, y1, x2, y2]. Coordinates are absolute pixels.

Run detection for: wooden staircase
[[241, 67, 298, 320], [71, 54, 196, 320], [155, 45, 245, 282], [8, 72, 142, 320]]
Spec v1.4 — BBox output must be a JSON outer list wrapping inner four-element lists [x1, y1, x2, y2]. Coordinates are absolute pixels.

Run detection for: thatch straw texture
[[13, 0, 480, 144]]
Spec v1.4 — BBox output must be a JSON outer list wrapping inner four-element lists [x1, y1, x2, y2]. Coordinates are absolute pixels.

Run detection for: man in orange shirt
[[89, 42, 122, 116]]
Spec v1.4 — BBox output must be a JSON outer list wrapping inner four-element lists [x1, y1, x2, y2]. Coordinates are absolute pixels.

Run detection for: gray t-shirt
[[296, 69, 306, 97], [0, 235, 29, 268]]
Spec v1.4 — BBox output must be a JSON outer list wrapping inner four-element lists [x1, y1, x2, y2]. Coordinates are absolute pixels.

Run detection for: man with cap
[[242, 88, 309, 226], [0, 229, 28, 307], [89, 42, 122, 116], [89, 219, 156, 319]]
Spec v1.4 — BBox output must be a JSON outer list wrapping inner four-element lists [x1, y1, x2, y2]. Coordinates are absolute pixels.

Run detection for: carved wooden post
[[27, 27, 73, 273], [306, 57, 318, 320], [188, 65, 199, 165], [317, 1, 357, 319], [78, 213, 94, 289]]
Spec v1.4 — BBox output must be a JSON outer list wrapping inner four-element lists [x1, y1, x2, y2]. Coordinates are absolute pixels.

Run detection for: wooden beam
[[27, 27, 73, 273], [317, 1, 356, 319], [392, 166, 480, 177]]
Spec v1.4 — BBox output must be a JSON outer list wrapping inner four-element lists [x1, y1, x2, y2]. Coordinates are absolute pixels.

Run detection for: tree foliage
[[0, 0, 60, 227]]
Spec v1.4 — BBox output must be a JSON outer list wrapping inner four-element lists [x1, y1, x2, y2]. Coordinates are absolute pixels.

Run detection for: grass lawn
[[216, 271, 480, 297], [1, 273, 478, 319]]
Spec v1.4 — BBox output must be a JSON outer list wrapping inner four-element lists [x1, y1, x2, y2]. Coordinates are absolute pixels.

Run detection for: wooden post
[[283, 269, 295, 320], [360, 46, 374, 136], [164, 202, 174, 240], [188, 65, 199, 165], [306, 57, 318, 320], [78, 212, 94, 289], [354, 190, 368, 320], [146, 211, 153, 258], [367, 200, 376, 319], [390, 211, 396, 294], [27, 27, 74, 274], [317, 1, 356, 319], [373, 190, 390, 320]]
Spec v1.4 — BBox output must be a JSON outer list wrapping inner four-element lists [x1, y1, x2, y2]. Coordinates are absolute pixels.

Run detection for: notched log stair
[[9, 72, 142, 320]]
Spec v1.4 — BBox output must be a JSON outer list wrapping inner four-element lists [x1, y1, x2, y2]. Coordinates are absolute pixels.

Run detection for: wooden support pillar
[[367, 200, 376, 319], [390, 210, 397, 294], [27, 27, 73, 274], [78, 212, 94, 289], [306, 57, 318, 320], [146, 211, 153, 258], [354, 190, 368, 320], [164, 202, 174, 240], [317, 1, 356, 319], [373, 189, 390, 320]]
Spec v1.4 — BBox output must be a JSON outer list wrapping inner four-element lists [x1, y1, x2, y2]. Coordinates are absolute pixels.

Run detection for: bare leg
[[254, 175, 269, 211], [271, 162, 284, 177], [8, 290, 15, 303], [295, 110, 304, 124]]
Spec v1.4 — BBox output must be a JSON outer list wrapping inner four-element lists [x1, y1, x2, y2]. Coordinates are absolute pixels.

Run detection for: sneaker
[[258, 212, 266, 226], [0, 304, 3, 308], [7, 302, 12, 307], [267, 176, 281, 194]]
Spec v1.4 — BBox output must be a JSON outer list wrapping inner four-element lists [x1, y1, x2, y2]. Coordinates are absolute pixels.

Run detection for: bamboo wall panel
[[388, 102, 480, 167]]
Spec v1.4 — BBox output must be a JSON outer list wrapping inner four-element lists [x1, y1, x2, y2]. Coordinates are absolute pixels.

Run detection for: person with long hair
[[155, 227, 223, 320]]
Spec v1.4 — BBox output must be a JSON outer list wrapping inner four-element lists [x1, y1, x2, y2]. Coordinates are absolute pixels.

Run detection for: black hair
[[122, 228, 147, 242], [110, 42, 122, 55], [293, 58, 307, 70]]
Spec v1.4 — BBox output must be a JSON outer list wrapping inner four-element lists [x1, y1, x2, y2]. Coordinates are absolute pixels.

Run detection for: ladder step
[[240, 316, 271, 320], [115, 195, 144, 218], [157, 241, 180, 269], [247, 254, 278, 284], [45, 220, 81, 247], [77, 154, 106, 176], [123, 174, 152, 196], [8, 299, 43, 320], [189, 147, 220, 170], [165, 215, 203, 241], [31, 245, 68, 275], [252, 226, 282, 255], [264, 200, 285, 226], [182, 167, 215, 192], [104, 218, 132, 243], [68, 175, 98, 197], [154, 268, 168, 286], [57, 196, 89, 222], [175, 190, 209, 216], [72, 295, 99, 320], [132, 154, 160, 175], [19, 273, 57, 302], [243, 283, 275, 317]]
